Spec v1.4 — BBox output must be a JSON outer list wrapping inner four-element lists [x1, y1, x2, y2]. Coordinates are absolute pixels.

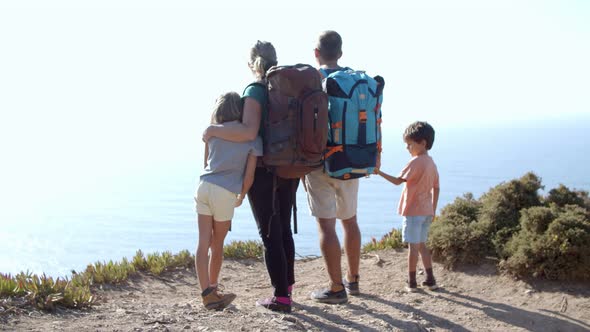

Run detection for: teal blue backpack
[[320, 68, 384, 180]]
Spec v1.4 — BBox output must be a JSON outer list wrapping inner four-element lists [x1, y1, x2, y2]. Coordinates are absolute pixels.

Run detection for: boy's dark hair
[[404, 121, 435, 150], [317, 30, 342, 61]]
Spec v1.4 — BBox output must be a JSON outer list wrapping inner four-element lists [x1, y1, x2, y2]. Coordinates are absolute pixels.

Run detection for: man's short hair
[[317, 30, 342, 61], [404, 121, 436, 150]]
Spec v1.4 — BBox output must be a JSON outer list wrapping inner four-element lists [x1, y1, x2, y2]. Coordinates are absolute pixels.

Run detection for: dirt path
[[2, 249, 589, 331]]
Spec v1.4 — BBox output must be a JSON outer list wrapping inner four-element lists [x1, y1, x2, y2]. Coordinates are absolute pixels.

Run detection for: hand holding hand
[[374, 154, 382, 174]]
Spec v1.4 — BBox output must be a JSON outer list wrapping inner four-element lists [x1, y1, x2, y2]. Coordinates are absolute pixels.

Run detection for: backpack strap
[[292, 179, 298, 234], [319, 67, 351, 79]]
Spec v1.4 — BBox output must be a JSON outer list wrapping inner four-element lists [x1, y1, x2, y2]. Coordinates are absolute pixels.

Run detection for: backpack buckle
[[359, 110, 367, 123]]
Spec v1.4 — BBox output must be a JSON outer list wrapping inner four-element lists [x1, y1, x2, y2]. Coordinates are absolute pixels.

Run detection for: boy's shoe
[[343, 275, 360, 296], [256, 297, 292, 313], [310, 287, 348, 304], [421, 279, 438, 290], [202, 287, 236, 310], [405, 281, 418, 293]]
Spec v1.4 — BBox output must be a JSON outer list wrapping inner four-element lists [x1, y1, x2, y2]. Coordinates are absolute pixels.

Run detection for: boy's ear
[[337, 50, 343, 60], [314, 48, 321, 59]]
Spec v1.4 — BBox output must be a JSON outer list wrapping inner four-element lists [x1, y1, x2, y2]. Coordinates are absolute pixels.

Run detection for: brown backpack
[[251, 64, 329, 179]]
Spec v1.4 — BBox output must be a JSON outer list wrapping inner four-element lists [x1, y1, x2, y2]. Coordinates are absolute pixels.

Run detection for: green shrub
[[88, 259, 136, 284], [132, 250, 148, 271], [61, 275, 94, 308], [363, 228, 405, 252], [428, 211, 493, 268], [172, 249, 194, 269], [519, 206, 555, 235], [426, 194, 493, 268], [479, 172, 543, 257], [0, 273, 18, 297], [146, 252, 166, 275], [223, 240, 263, 259], [545, 184, 586, 208], [502, 205, 590, 280], [440, 192, 482, 221], [8, 271, 93, 310]]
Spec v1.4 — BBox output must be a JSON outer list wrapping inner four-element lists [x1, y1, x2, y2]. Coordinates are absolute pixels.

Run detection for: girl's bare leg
[[196, 214, 214, 291], [209, 220, 231, 287]]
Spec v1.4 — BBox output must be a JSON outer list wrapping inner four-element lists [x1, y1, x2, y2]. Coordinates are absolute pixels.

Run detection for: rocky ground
[[1, 249, 589, 331]]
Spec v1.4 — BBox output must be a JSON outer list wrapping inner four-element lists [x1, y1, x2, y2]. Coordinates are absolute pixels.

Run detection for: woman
[[202, 40, 297, 313]]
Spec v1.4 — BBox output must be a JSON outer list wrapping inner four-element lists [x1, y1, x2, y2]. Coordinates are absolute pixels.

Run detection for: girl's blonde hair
[[249, 40, 277, 79], [211, 92, 242, 124]]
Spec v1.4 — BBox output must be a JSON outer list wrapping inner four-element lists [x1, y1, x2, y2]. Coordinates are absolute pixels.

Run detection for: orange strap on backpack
[[324, 145, 343, 159]]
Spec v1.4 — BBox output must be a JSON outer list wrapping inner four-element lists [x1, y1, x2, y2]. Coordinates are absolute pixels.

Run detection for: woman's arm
[[203, 98, 261, 143], [236, 153, 258, 207], [376, 169, 405, 186], [203, 142, 209, 169]]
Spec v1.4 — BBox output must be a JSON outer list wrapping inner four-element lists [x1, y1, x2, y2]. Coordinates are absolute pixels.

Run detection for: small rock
[[184, 326, 191, 330], [525, 289, 534, 295]]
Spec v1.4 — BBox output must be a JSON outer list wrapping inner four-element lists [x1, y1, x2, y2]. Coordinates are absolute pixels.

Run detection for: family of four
[[195, 31, 440, 313]]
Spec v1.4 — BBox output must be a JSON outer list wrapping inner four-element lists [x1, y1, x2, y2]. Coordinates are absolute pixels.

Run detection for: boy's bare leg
[[196, 214, 214, 291], [209, 220, 231, 287], [318, 218, 344, 291], [418, 242, 435, 283], [341, 215, 360, 281], [408, 243, 420, 284], [418, 242, 433, 270]]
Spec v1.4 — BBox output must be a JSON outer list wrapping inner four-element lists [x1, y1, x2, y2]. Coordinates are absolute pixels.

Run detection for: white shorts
[[195, 181, 238, 221], [304, 168, 359, 220]]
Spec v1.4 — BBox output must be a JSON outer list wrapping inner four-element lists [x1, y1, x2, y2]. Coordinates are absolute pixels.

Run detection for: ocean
[[1, 121, 589, 277]]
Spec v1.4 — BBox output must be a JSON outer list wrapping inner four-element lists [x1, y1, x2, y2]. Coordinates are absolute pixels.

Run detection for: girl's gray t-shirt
[[200, 135, 263, 194]]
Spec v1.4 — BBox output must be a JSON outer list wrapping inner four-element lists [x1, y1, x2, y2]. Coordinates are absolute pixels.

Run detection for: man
[[305, 30, 364, 304]]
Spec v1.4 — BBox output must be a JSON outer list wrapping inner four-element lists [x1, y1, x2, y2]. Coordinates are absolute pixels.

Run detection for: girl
[[195, 92, 261, 310]]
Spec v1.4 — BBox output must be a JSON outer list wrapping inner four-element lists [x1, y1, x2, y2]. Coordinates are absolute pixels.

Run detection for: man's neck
[[319, 61, 340, 69]]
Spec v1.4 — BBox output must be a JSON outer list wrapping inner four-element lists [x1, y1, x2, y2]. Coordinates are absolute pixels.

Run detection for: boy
[[377, 121, 440, 291]]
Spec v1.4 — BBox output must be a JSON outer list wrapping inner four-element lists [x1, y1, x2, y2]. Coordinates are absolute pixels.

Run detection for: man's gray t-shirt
[[200, 134, 263, 194]]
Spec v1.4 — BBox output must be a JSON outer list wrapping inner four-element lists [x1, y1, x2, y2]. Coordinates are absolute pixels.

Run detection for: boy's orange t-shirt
[[397, 154, 439, 216]]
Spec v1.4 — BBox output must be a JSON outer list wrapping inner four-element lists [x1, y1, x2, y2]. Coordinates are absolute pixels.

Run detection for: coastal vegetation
[[1, 173, 588, 312], [362, 228, 405, 252], [428, 172, 590, 280], [0, 242, 263, 311]]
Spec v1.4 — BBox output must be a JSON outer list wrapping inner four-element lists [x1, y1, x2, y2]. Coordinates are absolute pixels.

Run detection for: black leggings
[[248, 167, 298, 297]]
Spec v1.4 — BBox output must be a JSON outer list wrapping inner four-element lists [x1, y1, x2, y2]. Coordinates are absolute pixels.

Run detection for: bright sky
[[0, 0, 589, 217]]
